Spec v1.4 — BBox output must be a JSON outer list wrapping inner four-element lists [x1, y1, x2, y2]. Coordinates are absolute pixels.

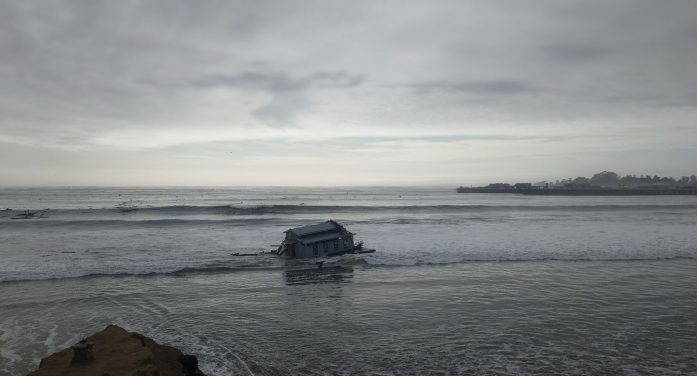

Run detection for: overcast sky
[[1, 0, 696, 186]]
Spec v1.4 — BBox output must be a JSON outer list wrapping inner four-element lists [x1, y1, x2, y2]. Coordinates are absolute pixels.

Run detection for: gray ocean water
[[1, 187, 697, 375]]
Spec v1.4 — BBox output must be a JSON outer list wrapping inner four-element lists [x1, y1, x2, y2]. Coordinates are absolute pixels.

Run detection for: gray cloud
[[542, 44, 611, 62], [1, 0, 697, 183], [251, 93, 309, 127], [2, 0, 696, 134], [141, 70, 362, 127], [410, 80, 539, 95], [152, 71, 363, 92], [196, 71, 362, 127]]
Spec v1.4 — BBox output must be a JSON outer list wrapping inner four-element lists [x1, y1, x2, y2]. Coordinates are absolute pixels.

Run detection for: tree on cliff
[[590, 171, 620, 187]]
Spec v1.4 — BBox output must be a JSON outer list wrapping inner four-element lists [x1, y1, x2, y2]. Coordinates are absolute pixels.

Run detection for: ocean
[[1, 187, 697, 375]]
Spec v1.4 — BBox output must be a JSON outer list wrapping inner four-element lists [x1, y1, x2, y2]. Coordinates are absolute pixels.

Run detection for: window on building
[[312, 244, 318, 257], [323, 242, 329, 253], [333, 240, 338, 250]]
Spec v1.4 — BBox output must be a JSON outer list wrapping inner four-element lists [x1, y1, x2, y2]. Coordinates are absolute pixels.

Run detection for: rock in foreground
[[28, 325, 205, 376]]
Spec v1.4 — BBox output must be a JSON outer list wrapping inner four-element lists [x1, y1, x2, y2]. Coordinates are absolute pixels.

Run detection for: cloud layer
[[1, 0, 696, 185]]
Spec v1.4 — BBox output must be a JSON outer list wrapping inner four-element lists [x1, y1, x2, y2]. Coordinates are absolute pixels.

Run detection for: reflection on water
[[283, 265, 354, 285]]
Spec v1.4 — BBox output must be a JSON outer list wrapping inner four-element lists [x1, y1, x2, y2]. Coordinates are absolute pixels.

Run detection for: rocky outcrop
[[27, 325, 205, 376]]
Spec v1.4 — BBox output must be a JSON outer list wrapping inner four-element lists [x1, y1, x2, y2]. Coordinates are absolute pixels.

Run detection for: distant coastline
[[456, 186, 697, 195], [457, 171, 697, 195]]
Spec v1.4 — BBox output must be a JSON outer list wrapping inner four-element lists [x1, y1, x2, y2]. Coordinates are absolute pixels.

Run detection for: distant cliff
[[27, 325, 205, 376]]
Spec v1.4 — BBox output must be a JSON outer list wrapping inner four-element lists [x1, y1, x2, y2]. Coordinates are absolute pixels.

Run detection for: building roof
[[286, 220, 342, 237]]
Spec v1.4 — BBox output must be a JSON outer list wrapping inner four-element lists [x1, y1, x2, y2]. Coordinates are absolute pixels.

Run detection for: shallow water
[[2, 260, 697, 375], [1, 187, 697, 375]]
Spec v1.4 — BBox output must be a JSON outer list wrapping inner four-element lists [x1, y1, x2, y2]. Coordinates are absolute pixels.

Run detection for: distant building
[[513, 183, 533, 189], [563, 182, 592, 189], [487, 183, 511, 189], [278, 220, 355, 258]]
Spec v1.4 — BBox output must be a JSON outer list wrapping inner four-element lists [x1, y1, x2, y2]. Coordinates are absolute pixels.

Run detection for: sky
[[1, 0, 696, 186]]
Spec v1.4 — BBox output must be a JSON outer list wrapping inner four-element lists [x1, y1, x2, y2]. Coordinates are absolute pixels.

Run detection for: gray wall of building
[[292, 234, 354, 258]]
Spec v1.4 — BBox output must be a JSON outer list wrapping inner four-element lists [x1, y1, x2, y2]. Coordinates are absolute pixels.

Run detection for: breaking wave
[[3, 203, 697, 217], [76, 203, 697, 214]]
